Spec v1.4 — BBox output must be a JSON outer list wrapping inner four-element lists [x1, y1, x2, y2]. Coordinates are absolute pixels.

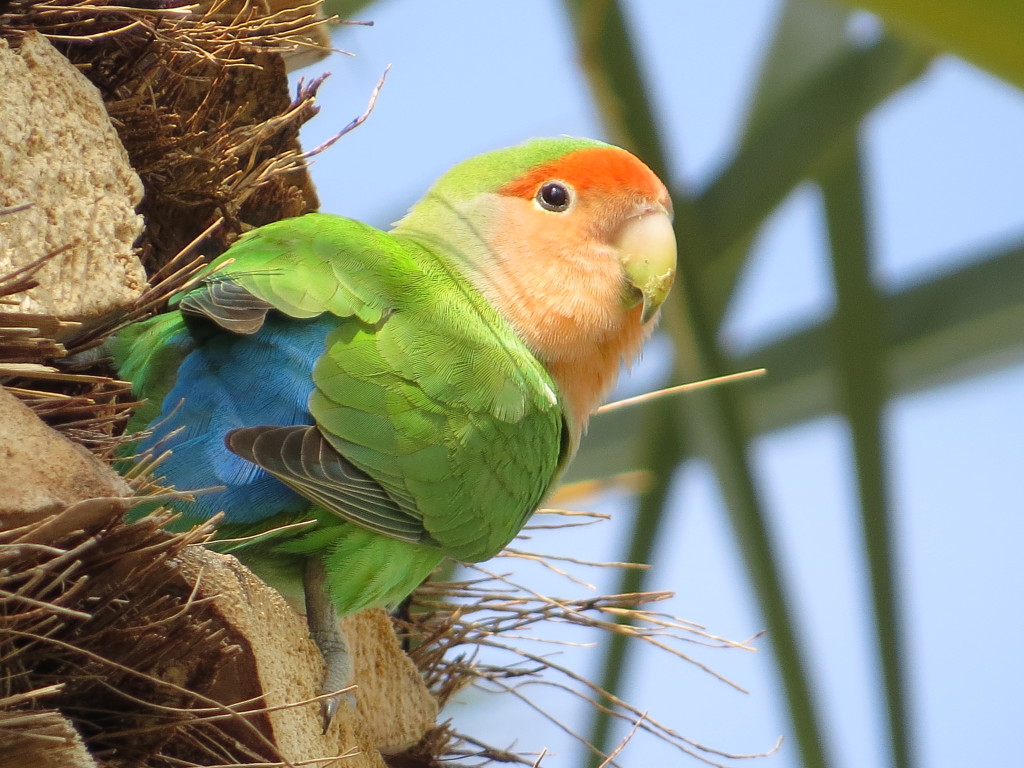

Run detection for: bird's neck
[[530, 305, 649, 439], [478, 241, 650, 437]]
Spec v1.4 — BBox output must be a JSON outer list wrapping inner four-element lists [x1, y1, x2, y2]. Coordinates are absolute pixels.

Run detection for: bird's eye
[[537, 181, 571, 212]]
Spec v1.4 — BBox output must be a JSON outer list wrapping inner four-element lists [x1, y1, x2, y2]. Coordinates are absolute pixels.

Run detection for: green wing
[[182, 212, 400, 328], [183, 212, 567, 563]]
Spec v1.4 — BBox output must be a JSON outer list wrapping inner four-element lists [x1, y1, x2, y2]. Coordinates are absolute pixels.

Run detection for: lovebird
[[115, 137, 676, 724]]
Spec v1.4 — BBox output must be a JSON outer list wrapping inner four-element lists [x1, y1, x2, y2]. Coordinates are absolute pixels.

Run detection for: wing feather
[[180, 280, 275, 334], [227, 425, 430, 543]]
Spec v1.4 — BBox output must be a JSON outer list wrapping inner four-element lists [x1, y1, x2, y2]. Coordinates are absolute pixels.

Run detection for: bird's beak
[[615, 206, 677, 324]]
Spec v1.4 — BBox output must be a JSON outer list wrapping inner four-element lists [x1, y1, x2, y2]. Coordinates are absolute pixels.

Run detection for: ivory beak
[[616, 206, 677, 323]]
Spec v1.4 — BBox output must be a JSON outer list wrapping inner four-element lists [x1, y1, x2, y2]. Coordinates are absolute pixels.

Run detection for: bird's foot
[[303, 559, 355, 732], [308, 621, 355, 731]]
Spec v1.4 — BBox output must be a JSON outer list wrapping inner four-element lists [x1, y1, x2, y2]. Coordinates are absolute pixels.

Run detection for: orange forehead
[[498, 146, 664, 202]]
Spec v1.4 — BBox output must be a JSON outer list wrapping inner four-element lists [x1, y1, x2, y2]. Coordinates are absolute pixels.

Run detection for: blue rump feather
[[137, 314, 337, 523]]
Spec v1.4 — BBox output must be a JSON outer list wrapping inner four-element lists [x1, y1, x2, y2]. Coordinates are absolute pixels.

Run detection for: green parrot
[[116, 136, 676, 724]]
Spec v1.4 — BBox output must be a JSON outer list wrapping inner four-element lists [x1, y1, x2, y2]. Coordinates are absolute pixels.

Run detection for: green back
[[197, 212, 566, 562]]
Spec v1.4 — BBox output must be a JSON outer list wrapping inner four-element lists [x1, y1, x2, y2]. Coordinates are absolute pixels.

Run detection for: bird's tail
[[111, 311, 194, 433]]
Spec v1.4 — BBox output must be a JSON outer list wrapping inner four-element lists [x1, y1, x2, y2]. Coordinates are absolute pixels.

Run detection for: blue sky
[[292, 2, 1024, 765]]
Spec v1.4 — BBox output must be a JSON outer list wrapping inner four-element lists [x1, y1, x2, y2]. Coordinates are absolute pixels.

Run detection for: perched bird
[[115, 137, 676, 725]]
